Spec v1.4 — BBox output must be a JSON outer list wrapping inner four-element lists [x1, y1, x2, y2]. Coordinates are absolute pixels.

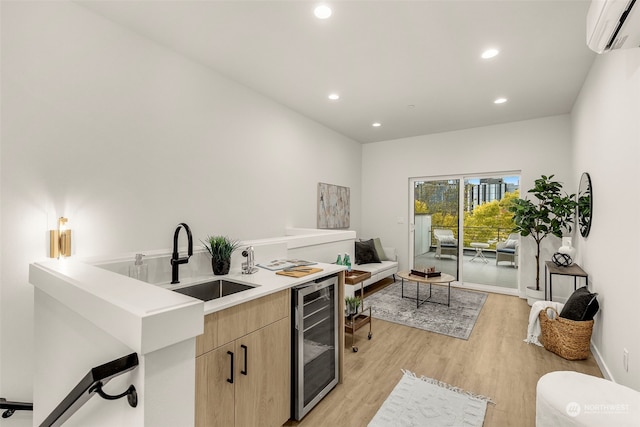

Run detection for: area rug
[[365, 280, 487, 340], [368, 370, 493, 427]]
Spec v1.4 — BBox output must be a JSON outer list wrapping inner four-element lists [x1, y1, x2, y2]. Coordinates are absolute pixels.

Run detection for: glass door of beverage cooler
[[292, 274, 339, 420]]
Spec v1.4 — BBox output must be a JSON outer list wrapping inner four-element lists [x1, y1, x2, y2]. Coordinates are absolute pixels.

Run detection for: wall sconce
[[50, 217, 71, 258]]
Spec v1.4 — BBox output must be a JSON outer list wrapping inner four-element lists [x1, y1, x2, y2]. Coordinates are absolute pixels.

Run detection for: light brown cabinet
[[195, 290, 290, 427]]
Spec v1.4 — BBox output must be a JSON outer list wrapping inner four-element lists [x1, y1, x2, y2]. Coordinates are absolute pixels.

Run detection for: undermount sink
[[172, 280, 256, 302]]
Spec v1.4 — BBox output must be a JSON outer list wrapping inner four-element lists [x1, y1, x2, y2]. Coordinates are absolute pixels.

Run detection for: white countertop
[[162, 262, 346, 315], [29, 258, 345, 353]]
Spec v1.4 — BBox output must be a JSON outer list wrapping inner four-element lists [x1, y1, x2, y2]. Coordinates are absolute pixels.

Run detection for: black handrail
[[39, 352, 139, 427], [0, 397, 33, 419]]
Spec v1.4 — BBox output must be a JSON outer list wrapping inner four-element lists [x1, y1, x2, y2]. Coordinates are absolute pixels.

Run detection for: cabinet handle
[[241, 344, 248, 376], [227, 351, 234, 384]]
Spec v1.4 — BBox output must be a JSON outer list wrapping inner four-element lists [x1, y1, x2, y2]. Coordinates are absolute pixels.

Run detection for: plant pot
[[345, 306, 359, 317], [525, 286, 545, 306], [212, 258, 231, 275]]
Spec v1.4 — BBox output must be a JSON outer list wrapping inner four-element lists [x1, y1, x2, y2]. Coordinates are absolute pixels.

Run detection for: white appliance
[[587, 0, 640, 53]]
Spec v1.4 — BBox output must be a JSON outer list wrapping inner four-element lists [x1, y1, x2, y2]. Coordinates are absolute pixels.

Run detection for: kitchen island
[[30, 255, 345, 427]]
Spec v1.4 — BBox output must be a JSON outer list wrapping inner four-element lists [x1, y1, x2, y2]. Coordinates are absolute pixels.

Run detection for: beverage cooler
[[291, 274, 339, 420]]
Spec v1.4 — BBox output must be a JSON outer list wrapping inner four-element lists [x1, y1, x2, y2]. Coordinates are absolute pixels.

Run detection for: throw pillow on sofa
[[355, 239, 381, 264], [371, 237, 388, 261], [559, 286, 599, 321]]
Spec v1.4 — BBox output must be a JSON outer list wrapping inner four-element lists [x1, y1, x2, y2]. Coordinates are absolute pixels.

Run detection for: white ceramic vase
[[557, 237, 576, 259]]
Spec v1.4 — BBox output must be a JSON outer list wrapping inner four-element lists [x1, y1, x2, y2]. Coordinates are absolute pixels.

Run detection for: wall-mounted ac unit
[[587, 0, 640, 53]]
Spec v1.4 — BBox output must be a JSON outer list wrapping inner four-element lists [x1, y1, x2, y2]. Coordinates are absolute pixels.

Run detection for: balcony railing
[[431, 225, 514, 250]]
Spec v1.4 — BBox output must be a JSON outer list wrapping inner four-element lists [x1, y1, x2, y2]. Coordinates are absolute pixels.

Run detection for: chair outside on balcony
[[496, 233, 519, 267], [434, 229, 458, 259]]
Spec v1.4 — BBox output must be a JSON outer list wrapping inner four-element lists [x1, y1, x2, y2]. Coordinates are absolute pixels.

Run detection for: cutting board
[[276, 267, 324, 278]]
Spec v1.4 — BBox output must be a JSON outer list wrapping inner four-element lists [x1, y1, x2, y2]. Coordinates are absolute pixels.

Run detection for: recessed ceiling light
[[314, 5, 332, 19], [328, 93, 340, 100], [372, 122, 382, 127], [482, 48, 500, 59], [494, 97, 507, 104]]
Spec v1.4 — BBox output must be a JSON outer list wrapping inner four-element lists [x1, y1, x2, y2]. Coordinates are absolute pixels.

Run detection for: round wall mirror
[[578, 172, 592, 237]]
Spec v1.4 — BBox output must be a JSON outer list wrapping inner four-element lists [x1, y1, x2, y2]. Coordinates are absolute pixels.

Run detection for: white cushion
[[505, 239, 518, 249], [439, 236, 457, 245], [354, 260, 397, 275]]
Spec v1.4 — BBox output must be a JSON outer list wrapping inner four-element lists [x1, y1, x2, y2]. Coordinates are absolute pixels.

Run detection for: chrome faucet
[[170, 223, 193, 284], [241, 246, 258, 274]]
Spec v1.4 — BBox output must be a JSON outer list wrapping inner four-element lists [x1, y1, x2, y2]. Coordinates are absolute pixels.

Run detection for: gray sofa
[[346, 247, 398, 298]]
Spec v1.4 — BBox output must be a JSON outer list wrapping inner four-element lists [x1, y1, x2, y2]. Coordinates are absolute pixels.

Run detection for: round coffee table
[[397, 271, 456, 307]]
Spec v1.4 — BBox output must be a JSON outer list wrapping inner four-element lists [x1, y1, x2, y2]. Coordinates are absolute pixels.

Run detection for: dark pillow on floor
[[355, 239, 381, 265], [560, 287, 599, 321]]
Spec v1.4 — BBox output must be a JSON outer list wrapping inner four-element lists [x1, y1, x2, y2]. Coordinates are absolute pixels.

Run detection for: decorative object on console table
[[317, 182, 350, 229], [202, 235, 240, 275], [551, 252, 572, 267], [557, 236, 576, 260], [508, 175, 577, 305]]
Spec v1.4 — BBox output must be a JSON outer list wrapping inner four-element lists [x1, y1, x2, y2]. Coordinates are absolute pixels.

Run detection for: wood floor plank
[[285, 291, 602, 427]]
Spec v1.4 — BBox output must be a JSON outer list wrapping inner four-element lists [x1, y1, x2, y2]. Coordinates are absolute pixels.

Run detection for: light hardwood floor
[[285, 288, 602, 427]]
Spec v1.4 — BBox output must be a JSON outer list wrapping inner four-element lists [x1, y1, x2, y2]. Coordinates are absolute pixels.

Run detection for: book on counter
[[257, 259, 317, 271]]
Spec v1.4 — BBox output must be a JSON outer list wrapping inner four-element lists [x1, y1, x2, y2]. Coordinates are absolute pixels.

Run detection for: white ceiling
[[79, 0, 596, 143]]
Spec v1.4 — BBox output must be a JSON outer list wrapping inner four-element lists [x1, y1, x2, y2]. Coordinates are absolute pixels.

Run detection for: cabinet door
[[196, 290, 290, 356], [195, 342, 235, 427], [235, 318, 291, 427]]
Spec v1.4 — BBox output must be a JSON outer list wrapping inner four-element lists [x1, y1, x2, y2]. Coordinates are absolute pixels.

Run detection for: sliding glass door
[[461, 175, 519, 289], [410, 173, 520, 292], [411, 178, 460, 279]]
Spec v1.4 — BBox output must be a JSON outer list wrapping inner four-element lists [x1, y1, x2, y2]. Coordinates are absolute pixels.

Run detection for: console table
[[544, 261, 588, 301]]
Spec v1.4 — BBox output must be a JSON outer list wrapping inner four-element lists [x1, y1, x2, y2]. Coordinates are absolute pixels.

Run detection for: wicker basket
[[539, 307, 594, 360]]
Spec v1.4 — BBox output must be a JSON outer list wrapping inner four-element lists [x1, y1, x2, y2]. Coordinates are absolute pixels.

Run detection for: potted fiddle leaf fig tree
[[202, 235, 241, 275], [508, 175, 577, 305]]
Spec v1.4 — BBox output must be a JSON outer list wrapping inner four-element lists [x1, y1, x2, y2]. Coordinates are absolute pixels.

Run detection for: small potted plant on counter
[[345, 296, 361, 317], [202, 235, 241, 275]]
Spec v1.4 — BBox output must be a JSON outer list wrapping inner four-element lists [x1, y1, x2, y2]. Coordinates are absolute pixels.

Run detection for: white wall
[[361, 115, 575, 296], [571, 48, 640, 389], [0, 1, 361, 421]]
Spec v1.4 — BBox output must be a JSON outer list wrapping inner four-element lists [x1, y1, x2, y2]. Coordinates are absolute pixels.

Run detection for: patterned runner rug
[[365, 280, 487, 340], [368, 370, 493, 427]]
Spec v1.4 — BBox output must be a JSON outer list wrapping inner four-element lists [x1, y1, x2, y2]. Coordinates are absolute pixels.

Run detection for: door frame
[[409, 171, 521, 294]]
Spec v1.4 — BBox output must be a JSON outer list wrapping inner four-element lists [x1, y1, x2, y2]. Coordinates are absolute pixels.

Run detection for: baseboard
[[454, 281, 520, 296], [591, 342, 614, 382]]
